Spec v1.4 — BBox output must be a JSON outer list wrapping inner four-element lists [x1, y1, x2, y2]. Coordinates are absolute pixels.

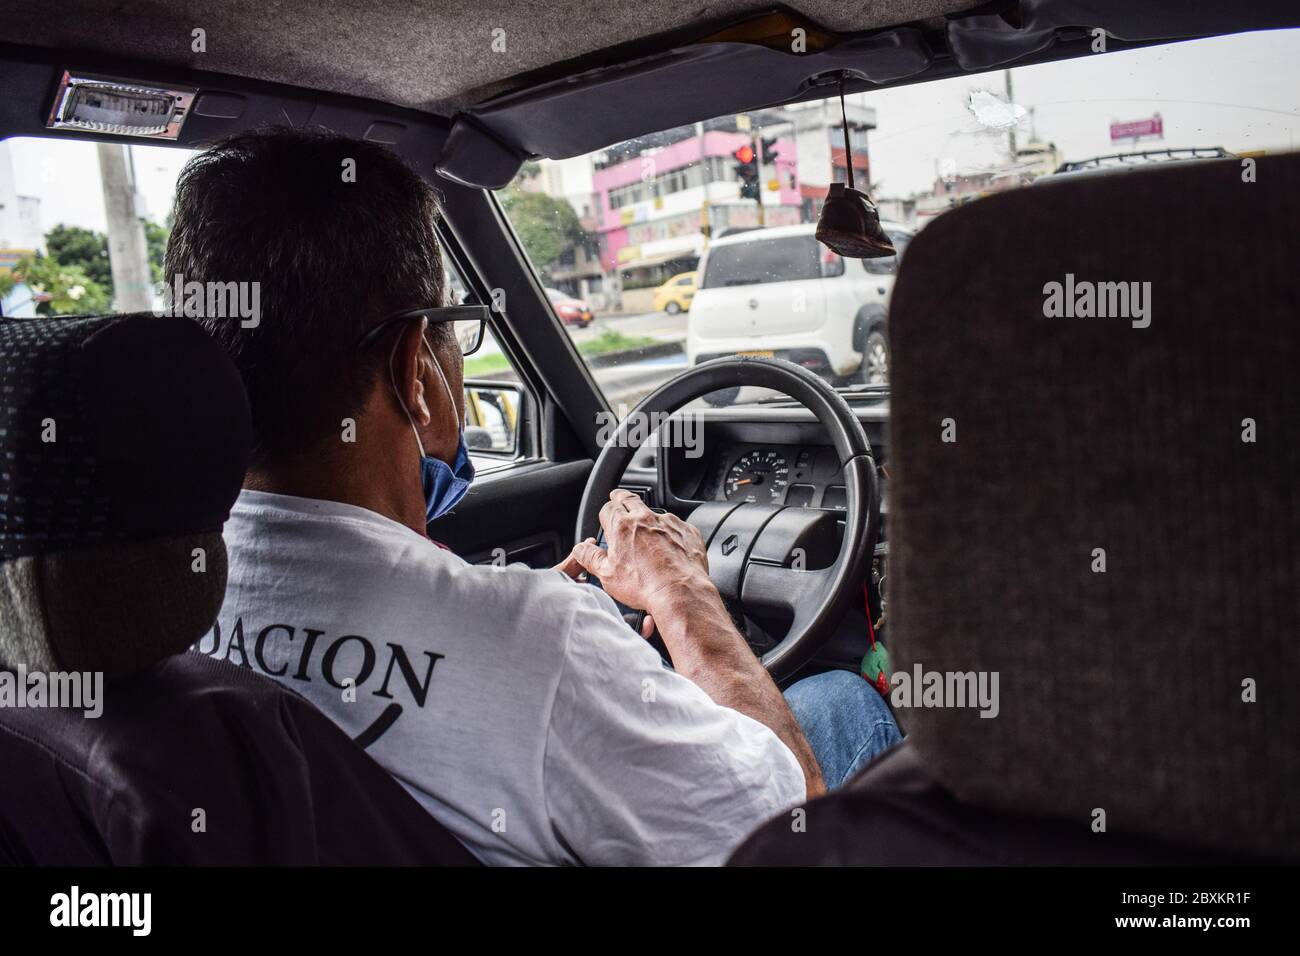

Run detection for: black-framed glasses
[[354, 304, 490, 355]]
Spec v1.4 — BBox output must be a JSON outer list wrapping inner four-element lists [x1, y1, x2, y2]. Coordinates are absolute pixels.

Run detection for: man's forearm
[[651, 581, 826, 797]]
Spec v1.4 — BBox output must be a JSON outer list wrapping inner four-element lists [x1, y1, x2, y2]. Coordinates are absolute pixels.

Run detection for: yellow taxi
[[652, 271, 697, 314]]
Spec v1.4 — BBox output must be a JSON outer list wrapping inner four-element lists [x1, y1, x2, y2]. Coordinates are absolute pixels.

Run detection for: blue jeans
[[783, 669, 901, 790]]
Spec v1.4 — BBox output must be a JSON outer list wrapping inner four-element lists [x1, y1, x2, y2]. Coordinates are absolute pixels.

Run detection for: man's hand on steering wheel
[[557, 357, 878, 797], [562, 486, 826, 795], [573, 357, 878, 684], [558, 489, 718, 640]]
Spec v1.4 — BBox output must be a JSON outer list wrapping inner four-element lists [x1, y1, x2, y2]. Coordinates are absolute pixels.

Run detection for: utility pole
[[1004, 69, 1018, 161], [698, 121, 712, 250], [97, 143, 153, 312]]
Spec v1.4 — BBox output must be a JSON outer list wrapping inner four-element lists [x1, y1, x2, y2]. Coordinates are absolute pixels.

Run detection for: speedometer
[[724, 449, 789, 504]]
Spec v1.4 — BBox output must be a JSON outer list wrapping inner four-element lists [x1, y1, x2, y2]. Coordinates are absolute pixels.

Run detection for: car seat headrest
[[0, 314, 251, 675], [886, 152, 1300, 860]]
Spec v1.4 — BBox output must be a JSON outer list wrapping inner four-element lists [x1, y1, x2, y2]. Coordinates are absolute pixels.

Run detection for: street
[[579, 309, 688, 405], [568, 308, 685, 347], [475, 308, 690, 407]]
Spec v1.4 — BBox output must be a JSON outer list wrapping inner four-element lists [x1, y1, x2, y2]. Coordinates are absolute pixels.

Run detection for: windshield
[[494, 28, 1300, 410]]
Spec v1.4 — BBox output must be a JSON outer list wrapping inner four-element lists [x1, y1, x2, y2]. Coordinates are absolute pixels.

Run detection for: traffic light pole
[[731, 135, 762, 223], [754, 127, 785, 228]]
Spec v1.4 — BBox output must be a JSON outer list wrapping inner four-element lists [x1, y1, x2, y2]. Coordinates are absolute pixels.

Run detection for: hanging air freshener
[[859, 580, 890, 696]]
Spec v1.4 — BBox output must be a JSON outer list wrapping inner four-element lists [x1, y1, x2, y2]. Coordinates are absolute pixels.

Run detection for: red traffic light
[[733, 144, 754, 164]]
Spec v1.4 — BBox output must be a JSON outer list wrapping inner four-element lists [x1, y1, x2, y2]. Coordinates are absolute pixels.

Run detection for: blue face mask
[[418, 431, 474, 522], [391, 337, 476, 523]]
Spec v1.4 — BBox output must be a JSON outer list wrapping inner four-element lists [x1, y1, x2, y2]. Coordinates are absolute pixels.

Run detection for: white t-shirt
[[197, 490, 805, 866]]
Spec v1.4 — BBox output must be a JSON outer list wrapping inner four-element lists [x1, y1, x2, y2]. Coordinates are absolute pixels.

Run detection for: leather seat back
[[0, 651, 479, 864], [0, 314, 478, 864]]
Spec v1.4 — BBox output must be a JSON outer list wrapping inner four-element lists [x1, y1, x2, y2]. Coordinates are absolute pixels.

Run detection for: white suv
[[686, 221, 911, 384]]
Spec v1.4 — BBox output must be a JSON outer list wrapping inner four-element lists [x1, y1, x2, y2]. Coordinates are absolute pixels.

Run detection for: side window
[[430, 233, 536, 467], [1, 137, 189, 318], [446, 258, 531, 464], [0, 135, 533, 467]]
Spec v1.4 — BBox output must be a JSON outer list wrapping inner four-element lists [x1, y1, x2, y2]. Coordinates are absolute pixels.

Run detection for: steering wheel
[[576, 357, 880, 684]]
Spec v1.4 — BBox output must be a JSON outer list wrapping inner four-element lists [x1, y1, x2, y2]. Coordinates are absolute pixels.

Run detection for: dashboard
[[627, 402, 889, 517], [699, 441, 881, 512]]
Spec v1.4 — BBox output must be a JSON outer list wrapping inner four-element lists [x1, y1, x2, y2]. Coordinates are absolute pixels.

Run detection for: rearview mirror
[[463, 382, 524, 457]]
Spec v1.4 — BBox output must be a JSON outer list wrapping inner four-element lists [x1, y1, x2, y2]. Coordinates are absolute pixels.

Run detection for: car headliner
[[3, 2, 1297, 191], [0, 0, 980, 116]]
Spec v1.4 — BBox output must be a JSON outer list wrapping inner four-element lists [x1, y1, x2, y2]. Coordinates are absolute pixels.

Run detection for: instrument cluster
[[707, 442, 884, 512]]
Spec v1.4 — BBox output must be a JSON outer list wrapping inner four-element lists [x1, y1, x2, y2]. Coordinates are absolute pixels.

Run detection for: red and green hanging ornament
[[859, 580, 890, 696]]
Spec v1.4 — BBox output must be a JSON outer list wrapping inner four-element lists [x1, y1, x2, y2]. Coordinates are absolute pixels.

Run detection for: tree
[[496, 187, 585, 279], [44, 224, 113, 291], [14, 253, 112, 316], [143, 220, 170, 283], [33, 219, 170, 309]]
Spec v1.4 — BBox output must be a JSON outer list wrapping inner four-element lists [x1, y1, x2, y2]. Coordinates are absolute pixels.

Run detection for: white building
[[779, 97, 877, 220], [0, 141, 44, 253], [530, 155, 598, 223]]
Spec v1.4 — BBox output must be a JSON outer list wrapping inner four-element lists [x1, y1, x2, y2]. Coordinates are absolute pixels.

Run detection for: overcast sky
[[7, 26, 1300, 233], [865, 27, 1300, 197]]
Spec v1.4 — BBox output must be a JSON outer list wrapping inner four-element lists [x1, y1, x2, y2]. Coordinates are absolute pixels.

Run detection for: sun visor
[[948, 0, 1300, 71], [436, 0, 1300, 189], [434, 116, 531, 189], [436, 29, 931, 187]]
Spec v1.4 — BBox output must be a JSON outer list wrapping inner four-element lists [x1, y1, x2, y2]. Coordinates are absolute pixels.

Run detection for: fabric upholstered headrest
[[887, 152, 1299, 860], [0, 314, 250, 674]]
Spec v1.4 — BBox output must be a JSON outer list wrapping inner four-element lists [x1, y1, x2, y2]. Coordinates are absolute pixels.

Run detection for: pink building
[[592, 128, 801, 278]]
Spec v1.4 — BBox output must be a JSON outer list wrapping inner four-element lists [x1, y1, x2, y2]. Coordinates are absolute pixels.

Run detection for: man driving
[[177, 128, 900, 865]]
